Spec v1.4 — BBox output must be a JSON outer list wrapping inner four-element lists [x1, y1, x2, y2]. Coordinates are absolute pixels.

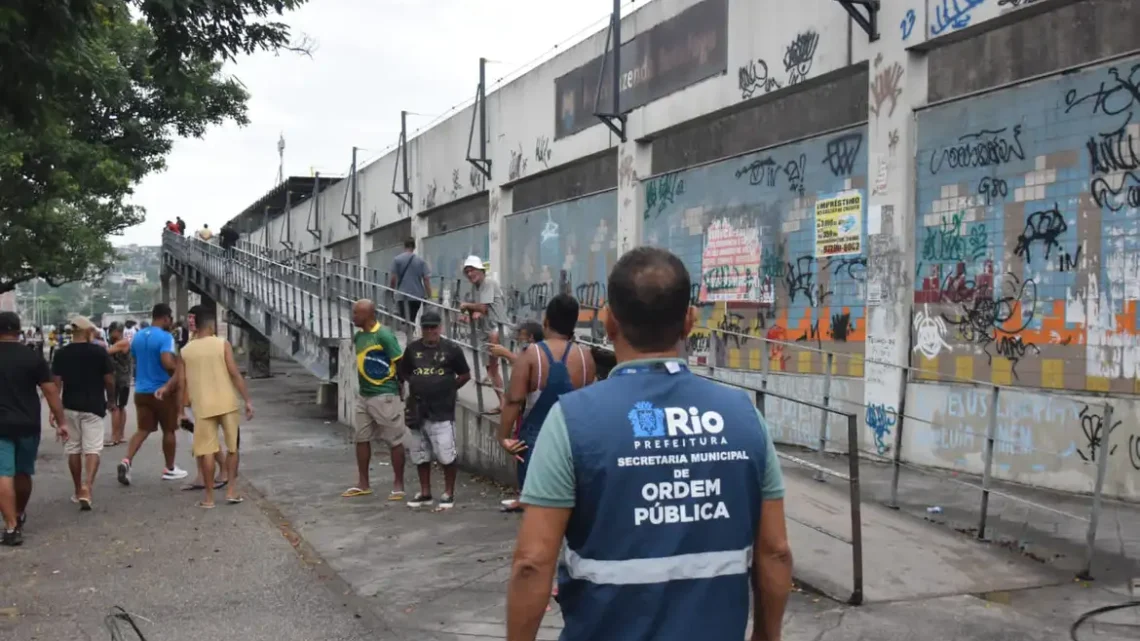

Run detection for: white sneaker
[[162, 466, 189, 480]]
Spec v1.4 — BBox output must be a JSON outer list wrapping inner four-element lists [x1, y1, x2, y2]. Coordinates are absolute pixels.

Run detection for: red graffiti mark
[[766, 326, 790, 370]]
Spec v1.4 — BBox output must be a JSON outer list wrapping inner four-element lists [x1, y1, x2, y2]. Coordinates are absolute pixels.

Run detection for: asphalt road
[[0, 386, 376, 641]]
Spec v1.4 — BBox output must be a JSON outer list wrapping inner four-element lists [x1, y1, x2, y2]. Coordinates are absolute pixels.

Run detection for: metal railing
[[162, 231, 1131, 584]]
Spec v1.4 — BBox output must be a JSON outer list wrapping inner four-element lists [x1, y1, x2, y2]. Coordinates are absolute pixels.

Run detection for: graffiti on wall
[[930, 0, 985, 37], [737, 29, 820, 100], [914, 55, 1140, 393], [503, 191, 618, 331], [643, 126, 868, 372], [420, 223, 490, 307]]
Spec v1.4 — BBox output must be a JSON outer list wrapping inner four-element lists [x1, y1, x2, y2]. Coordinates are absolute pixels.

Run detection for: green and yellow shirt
[[354, 322, 402, 397]]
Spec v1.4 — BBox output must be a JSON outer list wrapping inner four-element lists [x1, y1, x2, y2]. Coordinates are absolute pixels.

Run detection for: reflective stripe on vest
[[562, 545, 752, 585]]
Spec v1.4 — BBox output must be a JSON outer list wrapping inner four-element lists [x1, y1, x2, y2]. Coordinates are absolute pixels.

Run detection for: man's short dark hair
[[152, 303, 172, 321], [519, 321, 544, 343], [545, 293, 579, 337], [607, 247, 691, 351], [187, 304, 204, 320], [0, 311, 20, 335], [404, 237, 416, 249], [195, 309, 217, 328]]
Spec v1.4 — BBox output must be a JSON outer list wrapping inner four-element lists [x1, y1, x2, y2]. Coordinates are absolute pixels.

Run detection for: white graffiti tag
[[912, 305, 952, 359], [540, 212, 560, 244]]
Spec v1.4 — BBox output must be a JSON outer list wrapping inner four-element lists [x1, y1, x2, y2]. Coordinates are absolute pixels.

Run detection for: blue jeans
[[0, 434, 40, 477]]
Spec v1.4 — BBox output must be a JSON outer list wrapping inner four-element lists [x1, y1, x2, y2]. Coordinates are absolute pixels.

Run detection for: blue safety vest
[[555, 359, 769, 641]]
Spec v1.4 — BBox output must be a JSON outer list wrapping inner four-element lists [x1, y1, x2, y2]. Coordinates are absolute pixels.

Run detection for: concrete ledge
[[454, 400, 517, 488]]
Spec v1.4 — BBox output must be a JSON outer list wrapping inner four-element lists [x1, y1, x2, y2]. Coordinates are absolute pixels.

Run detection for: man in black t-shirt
[[0, 312, 68, 546], [397, 310, 470, 509], [51, 316, 115, 510]]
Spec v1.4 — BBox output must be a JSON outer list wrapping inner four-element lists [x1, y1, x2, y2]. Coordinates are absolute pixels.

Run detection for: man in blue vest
[[506, 247, 791, 641]]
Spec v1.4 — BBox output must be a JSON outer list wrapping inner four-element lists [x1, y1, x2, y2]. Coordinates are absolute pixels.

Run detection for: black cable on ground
[[1070, 600, 1140, 640], [104, 606, 148, 641]]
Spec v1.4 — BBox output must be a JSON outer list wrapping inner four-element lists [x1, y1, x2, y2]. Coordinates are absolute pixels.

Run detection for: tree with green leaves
[[0, 0, 310, 294]]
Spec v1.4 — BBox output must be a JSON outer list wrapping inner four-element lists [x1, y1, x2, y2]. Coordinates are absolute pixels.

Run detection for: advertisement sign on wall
[[553, 0, 728, 140], [699, 219, 769, 303], [814, 192, 863, 257]]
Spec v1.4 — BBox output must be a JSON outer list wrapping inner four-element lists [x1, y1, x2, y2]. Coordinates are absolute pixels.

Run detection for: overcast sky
[[118, 0, 618, 246]]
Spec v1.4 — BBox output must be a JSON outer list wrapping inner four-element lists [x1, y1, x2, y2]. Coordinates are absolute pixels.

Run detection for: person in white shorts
[[50, 316, 115, 510], [397, 310, 470, 509]]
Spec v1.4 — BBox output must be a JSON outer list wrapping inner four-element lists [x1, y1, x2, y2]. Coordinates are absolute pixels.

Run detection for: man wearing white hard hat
[[459, 255, 507, 412]]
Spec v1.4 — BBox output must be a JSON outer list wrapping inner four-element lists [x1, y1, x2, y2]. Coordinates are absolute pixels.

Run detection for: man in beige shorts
[[343, 299, 409, 500], [50, 316, 115, 510], [173, 308, 253, 508]]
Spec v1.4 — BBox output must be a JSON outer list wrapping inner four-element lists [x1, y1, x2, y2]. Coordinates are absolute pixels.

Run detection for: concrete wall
[[226, 0, 1140, 501], [503, 190, 618, 318]]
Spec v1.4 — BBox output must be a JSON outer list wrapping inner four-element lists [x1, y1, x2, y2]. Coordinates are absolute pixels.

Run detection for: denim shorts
[[0, 434, 41, 477]]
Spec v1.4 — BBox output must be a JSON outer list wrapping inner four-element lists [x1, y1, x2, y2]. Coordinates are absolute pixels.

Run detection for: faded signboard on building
[[554, 0, 728, 139]]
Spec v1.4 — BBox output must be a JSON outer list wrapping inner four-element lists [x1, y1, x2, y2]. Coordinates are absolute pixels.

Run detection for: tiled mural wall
[[642, 126, 870, 375], [913, 55, 1140, 394]]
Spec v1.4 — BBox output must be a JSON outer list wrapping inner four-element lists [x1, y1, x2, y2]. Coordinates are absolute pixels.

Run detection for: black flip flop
[[181, 484, 206, 492]]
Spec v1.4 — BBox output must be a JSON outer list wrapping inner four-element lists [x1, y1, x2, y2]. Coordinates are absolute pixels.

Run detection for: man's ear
[[603, 305, 619, 343]]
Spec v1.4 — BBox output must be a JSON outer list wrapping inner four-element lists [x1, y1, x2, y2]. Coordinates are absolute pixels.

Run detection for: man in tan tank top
[[173, 308, 253, 508]]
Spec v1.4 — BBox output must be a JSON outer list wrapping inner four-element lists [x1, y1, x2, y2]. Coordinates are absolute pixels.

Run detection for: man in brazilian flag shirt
[[342, 299, 410, 500]]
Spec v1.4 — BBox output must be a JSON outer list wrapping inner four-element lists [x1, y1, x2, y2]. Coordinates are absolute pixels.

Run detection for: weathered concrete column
[[861, 9, 930, 454], [247, 331, 271, 379], [616, 140, 652, 258], [160, 270, 172, 308], [174, 277, 189, 319], [487, 186, 513, 285]]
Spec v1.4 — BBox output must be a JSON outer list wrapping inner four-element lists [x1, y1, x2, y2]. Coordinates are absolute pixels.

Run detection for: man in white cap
[[459, 255, 507, 412]]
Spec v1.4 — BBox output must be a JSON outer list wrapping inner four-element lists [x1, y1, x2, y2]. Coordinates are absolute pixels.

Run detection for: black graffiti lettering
[[420, 182, 438, 210], [1090, 170, 1140, 213], [997, 0, 1042, 6], [1064, 64, 1140, 117], [795, 321, 821, 348], [930, 125, 1026, 175], [784, 256, 830, 307], [1077, 405, 1121, 463], [1087, 115, 1140, 175], [575, 282, 606, 308], [1129, 434, 1140, 471], [830, 313, 852, 341], [535, 136, 553, 167], [1058, 246, 1081, 272], [942, 273, 1037, 358], [689, 283, 713, 308], [686, 332, 711, 355], [993, 334, 1039, 380], [822, 133, 862, 177], [718, 312, 749, 348], [825, 255, 867, 282], [738, 59, 781, 99], [977, 176, 1008, 204], [644, 173, 685, 219], [1013, 205, 1067, 263], [783, 30, 819, 85], [735, 155, 805, 195], [509, 144, 527, 181]]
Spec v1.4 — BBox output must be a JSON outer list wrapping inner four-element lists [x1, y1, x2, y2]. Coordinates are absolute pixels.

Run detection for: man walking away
[[459, 255, 508, 412], [51, 316, 115, 510], [498, 294, 595, 497], [398, 311, 470, 509], [119, 303, 188, 484], [389, 237, 432, 328], [343, 299, 408, 500], [178, 308, 252, 508], [506, 248, 792, 641], [176, 217, 186, 236], [105, 323, 132, 446], [0, 312, 67, 546]]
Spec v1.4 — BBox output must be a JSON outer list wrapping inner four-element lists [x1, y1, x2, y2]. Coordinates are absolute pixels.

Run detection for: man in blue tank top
[[506, 247, 791, 641]]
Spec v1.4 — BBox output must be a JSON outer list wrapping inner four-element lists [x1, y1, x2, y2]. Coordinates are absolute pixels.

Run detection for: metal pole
[[756, 341, 770, 418], [263, 205, 270, 248], [401, 111, 410, 196], [1080, 401, 1114, 580], [611, 0, 621, 117], [887, 388, 908, 509], [316, 171, 326, 336], [815, 352, 834, 482], [479, 58, 487, 161], [354, 146, 366, 270], [847, 412, 864, 606], [977, 385, 1000, 540], [469, 319, 485, 414]]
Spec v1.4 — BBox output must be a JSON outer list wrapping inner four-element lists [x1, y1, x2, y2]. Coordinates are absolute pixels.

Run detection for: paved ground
[[3, 359, 1139, 640]]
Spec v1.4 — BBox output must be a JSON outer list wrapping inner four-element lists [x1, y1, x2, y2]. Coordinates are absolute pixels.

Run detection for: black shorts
[[115, 386, 130, 409], [399, 300, 421, 324]]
